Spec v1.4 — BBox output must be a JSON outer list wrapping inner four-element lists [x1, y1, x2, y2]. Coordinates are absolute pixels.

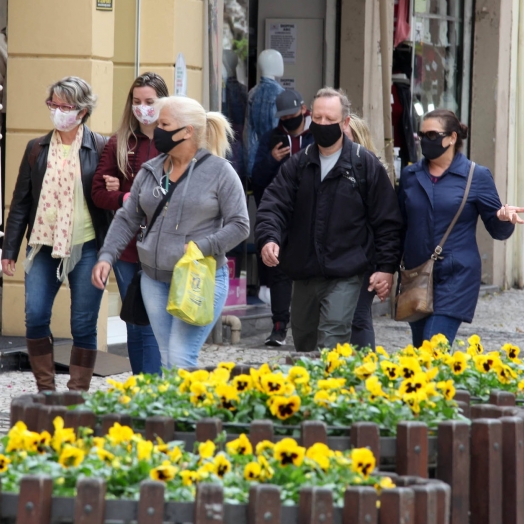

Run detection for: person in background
[[398, 109, 521, 346], [92, 72, 168, 375], [344, 113, 384, 350], [256, 87, 403, 353], [251, 89, 314, 346], [92, 96, 249, 369], [1, 76, 111, 392]]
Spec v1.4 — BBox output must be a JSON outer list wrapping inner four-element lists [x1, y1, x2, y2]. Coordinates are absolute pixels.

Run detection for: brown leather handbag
[[394, 162, 475, 323]]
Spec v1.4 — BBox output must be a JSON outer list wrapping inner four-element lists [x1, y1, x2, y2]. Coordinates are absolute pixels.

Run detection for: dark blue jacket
[[398, 152, 514, 323]]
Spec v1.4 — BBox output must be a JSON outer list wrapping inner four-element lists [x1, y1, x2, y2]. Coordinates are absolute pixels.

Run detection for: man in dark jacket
[[255, 87, 403, 352], [252, 89, 314, 346]]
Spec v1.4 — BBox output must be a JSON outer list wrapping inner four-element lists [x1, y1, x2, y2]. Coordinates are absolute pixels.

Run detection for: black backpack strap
[[350, 140, 367, 205]]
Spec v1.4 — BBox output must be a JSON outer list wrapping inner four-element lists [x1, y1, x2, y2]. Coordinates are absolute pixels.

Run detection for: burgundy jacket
[[92, 131, 159, 263]]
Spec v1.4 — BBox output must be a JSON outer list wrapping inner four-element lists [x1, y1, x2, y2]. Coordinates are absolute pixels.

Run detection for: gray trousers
[[291, 274, 364, 352]]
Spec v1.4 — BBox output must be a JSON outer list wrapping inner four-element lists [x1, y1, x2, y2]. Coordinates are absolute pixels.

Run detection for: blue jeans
[[409, 314, 462, 348], [140, 265, 229, 369], [25, 241, 103, 349], [113, 260, 161, 375]]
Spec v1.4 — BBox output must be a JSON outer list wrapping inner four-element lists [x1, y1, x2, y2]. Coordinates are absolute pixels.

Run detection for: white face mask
[[132, 104, 159, 125], [50, 108, 82, 132]]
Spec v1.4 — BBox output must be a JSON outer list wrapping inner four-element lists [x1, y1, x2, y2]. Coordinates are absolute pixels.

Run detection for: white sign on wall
[[268, 23, 297, 64], [174, 53, 187, 96], [279, 78, 296, 89]]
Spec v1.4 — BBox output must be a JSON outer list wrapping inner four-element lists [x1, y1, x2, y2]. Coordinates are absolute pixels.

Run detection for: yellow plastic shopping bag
[[166, 241, 216, 326]]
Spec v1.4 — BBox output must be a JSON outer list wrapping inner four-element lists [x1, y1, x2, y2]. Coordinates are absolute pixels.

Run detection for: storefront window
[[412, 0, 465, 117]]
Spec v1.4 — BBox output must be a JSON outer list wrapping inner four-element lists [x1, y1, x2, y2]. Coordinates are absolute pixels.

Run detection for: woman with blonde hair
[[92, 96, 250, 369], [92, 72, 168, 375]]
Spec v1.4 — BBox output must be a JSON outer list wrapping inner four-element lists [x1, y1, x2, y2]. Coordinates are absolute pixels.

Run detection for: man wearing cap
[[252, 89, 314, 346], [255, 87, 402, 353]]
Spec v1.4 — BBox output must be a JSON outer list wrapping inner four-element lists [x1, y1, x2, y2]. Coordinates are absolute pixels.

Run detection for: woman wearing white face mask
[[1, 76, 112, 393], [91, 72, 168, 375]]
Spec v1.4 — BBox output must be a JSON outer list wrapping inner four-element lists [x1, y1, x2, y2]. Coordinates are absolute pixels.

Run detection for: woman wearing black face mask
[[398, 109, 523, 347]]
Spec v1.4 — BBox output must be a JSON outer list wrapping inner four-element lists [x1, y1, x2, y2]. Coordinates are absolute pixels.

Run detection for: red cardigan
[[92, 131, 159, 263]]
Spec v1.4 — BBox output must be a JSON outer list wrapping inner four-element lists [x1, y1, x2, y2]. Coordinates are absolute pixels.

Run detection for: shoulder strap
[[28, 136, 46, 170], [350, 140, 367, 204], [143, 153, 211, 240], [432, 161, 475, 259]]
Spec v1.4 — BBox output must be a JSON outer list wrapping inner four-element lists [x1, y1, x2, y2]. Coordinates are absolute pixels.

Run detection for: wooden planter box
[[10, 390, 524, 524], [1, 474, 449, 524]]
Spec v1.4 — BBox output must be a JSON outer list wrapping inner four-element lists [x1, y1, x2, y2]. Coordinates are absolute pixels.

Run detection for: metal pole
[[135, 0, 141, 78], [207, 0, 220, 111]]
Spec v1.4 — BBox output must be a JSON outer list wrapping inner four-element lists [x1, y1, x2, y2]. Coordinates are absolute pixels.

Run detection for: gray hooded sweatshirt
[[98, 149, 250, 282]]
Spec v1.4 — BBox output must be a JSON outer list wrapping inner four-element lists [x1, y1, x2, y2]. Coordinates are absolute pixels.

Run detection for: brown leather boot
[[67, 346, 97, 391], [26, 336, 55, 391]]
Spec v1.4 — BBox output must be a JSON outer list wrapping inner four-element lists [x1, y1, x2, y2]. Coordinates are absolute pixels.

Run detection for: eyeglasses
[[46, 101, 77, 113], [418, 131, 450, 141]]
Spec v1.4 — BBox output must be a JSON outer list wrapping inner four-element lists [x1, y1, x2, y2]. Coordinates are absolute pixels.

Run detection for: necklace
[[164, 157, 174, 193]]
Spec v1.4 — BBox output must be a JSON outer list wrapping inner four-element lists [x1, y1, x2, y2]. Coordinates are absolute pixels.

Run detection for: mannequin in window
[[222, 49, 248, 179], [245, 49, 285, 177]]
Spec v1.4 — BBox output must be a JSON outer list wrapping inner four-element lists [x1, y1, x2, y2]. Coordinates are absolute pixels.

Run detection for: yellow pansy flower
[[199, 440, 216, 460], [244, 461, 262, 480], [274, 438, 305, 467], [150, 462, 178, 482], [354, 362, 377, 380], [226, 434, 253, 456], [58, 445, 85, 468], [350, 448, 376, 479]]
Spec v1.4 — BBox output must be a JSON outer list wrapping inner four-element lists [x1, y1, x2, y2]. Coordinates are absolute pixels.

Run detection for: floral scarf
[[25, 126, 86, 280]]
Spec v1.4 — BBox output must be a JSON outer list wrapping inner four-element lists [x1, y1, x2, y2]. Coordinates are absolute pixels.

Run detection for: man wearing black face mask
[[252, 89, 314, 346], [255, 87, 403, 353]]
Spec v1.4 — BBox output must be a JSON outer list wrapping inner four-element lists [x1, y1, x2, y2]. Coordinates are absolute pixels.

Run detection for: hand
[[1, 259, 15, 277], [103, 175, 120, 192], [497, 204, 524, 224], [91, 261, 111, 290], [368, 271, 393, 302], [261, 242, 280, 267], [271, 142, 291, 162], [123, 192, 131, 202]]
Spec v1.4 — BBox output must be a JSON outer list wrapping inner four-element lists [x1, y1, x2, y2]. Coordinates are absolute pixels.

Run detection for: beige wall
[[470, 0, 514, 287], [3, 0, 115, 348]]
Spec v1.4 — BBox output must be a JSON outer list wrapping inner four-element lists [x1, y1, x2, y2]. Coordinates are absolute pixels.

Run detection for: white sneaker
[[258, 286, 271, 305]]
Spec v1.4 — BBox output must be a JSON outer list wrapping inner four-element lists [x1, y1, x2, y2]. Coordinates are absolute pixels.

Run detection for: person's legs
[[67, 240, 104, 391], [141, 266, 229, 369], [140, 273, 172, 368], [422, 314, 462, 346], [114, 260, 161, 375], [290, 279, 320, 352], [265, 265, 292, 346], [317, 274, 363, 351], [24, 246, 63, 391], [350, 273, 376, 350], [166, 265, 229, 368], [409, 317, 427, 348]]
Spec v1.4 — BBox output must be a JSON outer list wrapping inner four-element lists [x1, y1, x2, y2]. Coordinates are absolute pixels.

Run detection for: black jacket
[[255, 136, 403, 280], [3, 126, 112, 261]]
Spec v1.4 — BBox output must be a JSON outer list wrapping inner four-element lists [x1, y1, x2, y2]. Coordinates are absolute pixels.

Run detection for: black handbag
[[119, 153, 211, 326], [120, 269, 149, 326]]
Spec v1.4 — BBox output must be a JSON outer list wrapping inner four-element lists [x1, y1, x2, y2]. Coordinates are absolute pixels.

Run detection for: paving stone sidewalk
[[0, 288, 523, 433]]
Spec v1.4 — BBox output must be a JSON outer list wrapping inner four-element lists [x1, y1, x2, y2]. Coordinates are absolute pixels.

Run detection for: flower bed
[[0, 416, 453, 524], [0, 416, 393, 504]]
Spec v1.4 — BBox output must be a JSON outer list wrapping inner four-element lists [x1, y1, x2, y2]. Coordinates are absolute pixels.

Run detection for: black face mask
[[154, 126, 186, 154], [420, 135, 450, 160], [281, 113, 303, 132], [309, 121, 343, 148]]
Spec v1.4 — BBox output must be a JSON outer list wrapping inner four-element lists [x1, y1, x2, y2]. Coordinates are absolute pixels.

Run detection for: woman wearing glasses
[[92, 72, 168, 376], [398, 108, 522, 347], [1, 76, 112, 392]]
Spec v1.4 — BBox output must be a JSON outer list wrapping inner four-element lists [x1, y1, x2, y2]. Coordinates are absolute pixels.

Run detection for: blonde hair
[[312, 87, 351, 120], [115, 72, 169, 178], [348, 113, 379, 156], [156, 96, 233, 158]]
